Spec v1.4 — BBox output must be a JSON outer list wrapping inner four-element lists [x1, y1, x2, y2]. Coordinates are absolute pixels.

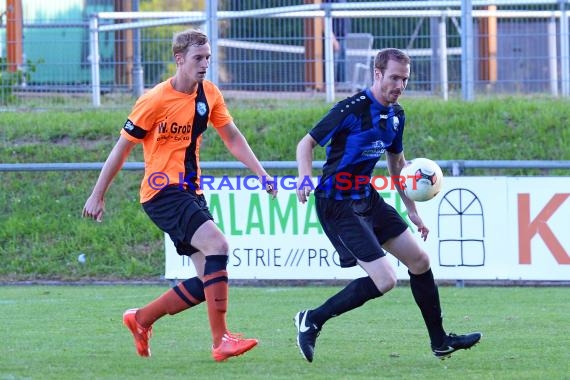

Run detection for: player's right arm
[[82, 136, 137, 222], [296, 133, 317, 204]]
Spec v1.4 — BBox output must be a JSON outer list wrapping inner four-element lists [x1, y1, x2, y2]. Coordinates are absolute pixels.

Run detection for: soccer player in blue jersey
[[294, 48, 481, 362]]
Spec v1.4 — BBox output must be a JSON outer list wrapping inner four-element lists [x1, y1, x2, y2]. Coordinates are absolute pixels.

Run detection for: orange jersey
[[120, 78, 232, 203]]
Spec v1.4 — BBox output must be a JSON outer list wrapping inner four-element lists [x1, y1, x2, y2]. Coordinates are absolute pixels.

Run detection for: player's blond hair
[[172, 29, 209, 56]]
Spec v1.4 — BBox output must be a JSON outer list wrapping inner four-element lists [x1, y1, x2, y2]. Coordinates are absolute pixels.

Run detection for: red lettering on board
[[518, 193, 570, 264]]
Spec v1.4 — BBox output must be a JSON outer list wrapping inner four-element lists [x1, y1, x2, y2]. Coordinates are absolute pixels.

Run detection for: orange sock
[[203, 270, 229, 347], [137, 277, 205, 327]]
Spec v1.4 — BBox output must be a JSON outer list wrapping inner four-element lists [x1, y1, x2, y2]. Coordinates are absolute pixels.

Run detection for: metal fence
[[2, 0, 570, 109], [2, 160, 570, 174]]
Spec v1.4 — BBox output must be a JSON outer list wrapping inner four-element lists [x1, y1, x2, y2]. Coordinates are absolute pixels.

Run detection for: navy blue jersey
[[309, 89, 405, 200]]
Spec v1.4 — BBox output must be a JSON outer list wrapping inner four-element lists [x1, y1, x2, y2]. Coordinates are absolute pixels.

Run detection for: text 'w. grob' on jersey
[[120, 79, 233, 203]]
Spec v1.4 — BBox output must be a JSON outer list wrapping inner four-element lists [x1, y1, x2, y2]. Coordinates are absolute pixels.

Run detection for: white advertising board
[[164, 177, 570, 281]]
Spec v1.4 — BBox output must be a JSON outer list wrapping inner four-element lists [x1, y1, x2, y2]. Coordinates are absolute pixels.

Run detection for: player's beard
[[390, 91, 401, 102], [196, 71, 207, 82]]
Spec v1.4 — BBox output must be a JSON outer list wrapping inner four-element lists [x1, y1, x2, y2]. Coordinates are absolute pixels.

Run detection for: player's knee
[[409, 251, 431, 274], [216, 233, 229, 252], [371, 271, 397, 294], [380, 272, 397, 293], [214, 239, 229, 255], [203, 238, 229, 256]]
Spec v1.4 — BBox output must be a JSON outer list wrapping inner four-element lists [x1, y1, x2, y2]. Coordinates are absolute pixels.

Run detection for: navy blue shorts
[[142, 186, 213, 256], [315, 190, 409, 268]]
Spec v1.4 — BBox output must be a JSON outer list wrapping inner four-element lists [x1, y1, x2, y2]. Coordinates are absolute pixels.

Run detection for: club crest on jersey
[[196, 102, 207, 116], [392, 116, 399, 131]]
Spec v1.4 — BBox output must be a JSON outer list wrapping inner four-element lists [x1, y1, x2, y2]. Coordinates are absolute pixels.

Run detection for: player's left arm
[[215, 121, 277, 197], [386, 151, 429, 240]]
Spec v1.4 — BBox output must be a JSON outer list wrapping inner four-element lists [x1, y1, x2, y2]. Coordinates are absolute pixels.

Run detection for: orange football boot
[[123, 308, 152, 357], [211, 331, 258, 362]]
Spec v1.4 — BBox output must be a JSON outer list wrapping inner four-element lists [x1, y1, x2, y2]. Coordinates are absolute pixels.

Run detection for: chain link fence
[[1, 0, 569, 109]]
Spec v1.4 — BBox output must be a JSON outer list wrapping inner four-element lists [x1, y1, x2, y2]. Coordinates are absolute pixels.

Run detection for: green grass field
[[1, 285, 569, 380], [1, 98, 570, 379]]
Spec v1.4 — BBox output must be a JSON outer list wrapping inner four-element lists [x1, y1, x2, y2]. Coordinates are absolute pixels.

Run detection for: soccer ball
[[400, 158, 443, 202]]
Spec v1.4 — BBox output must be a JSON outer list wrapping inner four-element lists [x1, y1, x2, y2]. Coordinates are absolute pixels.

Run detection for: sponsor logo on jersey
[[361, 139, 386, 157], [123, 120, 135, 131]]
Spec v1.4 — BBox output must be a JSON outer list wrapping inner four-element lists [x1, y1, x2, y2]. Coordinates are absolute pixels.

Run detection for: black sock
[[309, 277, 382, 328], [409, 269, 446, 348]]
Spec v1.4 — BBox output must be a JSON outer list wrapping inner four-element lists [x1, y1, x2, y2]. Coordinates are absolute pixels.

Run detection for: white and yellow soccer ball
[[400, 158, 444, 202]]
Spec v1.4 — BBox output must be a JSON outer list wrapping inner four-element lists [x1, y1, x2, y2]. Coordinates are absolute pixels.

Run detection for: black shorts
[[315, 190, 408, 268], [142, 186, 213, 256]]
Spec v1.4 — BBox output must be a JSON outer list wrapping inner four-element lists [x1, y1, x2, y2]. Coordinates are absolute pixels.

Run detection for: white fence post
[[547, 17, 559, 96], [559, 0, 570, 97], [324, 5, 335, 103], [439, 14, 449, 101], [461, 0, 474, 101], [89, 15, 101, 107], [206, 0, 219, 86], [132, 0, 144, 98]]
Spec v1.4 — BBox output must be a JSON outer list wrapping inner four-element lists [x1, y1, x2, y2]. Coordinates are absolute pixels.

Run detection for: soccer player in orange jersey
[[82, 29, 277, 361]]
